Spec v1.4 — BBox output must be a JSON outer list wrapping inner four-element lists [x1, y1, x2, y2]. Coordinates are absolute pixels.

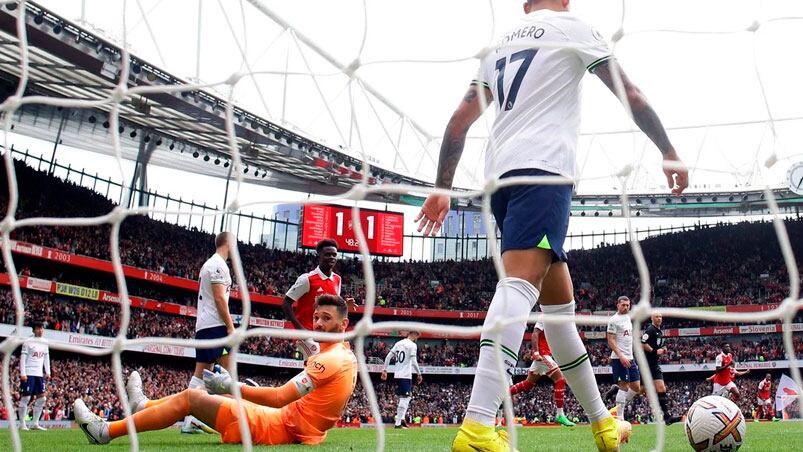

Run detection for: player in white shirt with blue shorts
[[19, 321, 50, 431], [381, 331, 423, 429], [182, 231, 235, 434], [415, 1, 688, 449], [607, 296, 641, 421]]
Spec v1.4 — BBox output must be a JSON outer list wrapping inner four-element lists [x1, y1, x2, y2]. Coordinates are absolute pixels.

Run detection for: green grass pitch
[[1, 422, 800, 451]]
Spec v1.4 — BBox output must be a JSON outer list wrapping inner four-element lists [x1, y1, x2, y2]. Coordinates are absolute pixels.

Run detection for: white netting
[[0, 1, 800, 452]]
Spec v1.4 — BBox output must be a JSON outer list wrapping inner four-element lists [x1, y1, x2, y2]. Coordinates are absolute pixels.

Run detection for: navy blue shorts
[[396, 378, 412, 397], [20, 376, 45, 396], [195, 325, 230, 363], [611, 360, 640, 383], [490, 168, 572, 261]]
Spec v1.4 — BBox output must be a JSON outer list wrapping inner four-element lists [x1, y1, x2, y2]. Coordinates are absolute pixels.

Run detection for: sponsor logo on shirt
[[310, 360, 326, 373]]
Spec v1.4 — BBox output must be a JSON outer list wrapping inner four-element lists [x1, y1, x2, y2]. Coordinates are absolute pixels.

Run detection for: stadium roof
[[0, 1, 423, 204], [0, 1, 802, 217]]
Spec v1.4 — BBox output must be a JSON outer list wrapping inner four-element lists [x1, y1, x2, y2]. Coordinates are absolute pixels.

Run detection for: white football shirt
[[20, 338, 50, 377], [384, 338, 421, 380], [195, 253, 232, 332], [475, 9, 612, 180], [607, 312, 634, 360]]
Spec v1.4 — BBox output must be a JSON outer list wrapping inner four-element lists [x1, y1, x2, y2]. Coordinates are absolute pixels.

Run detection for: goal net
[[0, 1, 801, 451]]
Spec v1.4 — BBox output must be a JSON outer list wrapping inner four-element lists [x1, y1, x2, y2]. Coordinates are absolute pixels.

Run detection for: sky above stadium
[[7, 0, 803, 252]]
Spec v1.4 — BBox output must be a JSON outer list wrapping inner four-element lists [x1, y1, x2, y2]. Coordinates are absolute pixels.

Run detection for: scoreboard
[[300, 204, 404, 256]]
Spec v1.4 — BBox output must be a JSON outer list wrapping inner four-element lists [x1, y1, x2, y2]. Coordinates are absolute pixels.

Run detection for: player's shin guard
[[18, 395, 30, 424], [32, 397, 46, 424], [541, 302, 608, 423], [465, 277, 539, 426], [396, 397, 411, 426]]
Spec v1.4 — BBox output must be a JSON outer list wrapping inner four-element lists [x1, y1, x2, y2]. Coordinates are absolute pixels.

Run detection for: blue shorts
[[195, 325, 231, 363], [490, 168, 572, 261], [396, 378, 412, 397], [611, 360, 640, 383], [20, 376, 45, 396]]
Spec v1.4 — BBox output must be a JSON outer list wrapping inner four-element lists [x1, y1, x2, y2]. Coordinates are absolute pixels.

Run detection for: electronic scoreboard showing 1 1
[[301, 204, 404, 257]]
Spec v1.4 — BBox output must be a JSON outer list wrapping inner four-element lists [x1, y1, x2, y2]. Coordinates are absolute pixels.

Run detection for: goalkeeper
[[74, 295, 357, 446]]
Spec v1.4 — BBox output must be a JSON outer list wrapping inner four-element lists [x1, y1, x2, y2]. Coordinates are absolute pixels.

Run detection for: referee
[[641, 313, 680, 424]]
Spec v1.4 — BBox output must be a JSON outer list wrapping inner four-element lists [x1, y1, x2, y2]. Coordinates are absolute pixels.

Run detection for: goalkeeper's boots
[[591, 416, 631, 452], [127, 371, 148, 414], [555, 414, 576, 427], [451, 419, 520, 452], [74, 399, 110, 445]]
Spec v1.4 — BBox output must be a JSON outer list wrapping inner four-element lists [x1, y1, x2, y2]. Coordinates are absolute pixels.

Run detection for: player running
[[18, 321, 50, 431], [74, 295, 357, 446], [381, 331, 424, 429], [756, 373, 773, 420], [416, 0, 687, 449], [710, 343, 749, 400], [283, 238, 343, 359], [640, 313, 680, 424], [509, 316, 574, 427]]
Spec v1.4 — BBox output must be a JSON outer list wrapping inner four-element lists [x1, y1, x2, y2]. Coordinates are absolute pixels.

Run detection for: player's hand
[[619, 357, 631, 368], [45, 373, 50, 379], [203, 367, 234, 395], [415, 194, 450, 236], [416, 374, 423, 385], [226, 325, 235, 335], [20, 375, 27, 383], [299, 338, 320, 358], [656, 348, 665, 356], [662, 150, 688, 195], [345, 297, 358, 311], [531, 352, 543, 363], [380, 371, 388, 381]]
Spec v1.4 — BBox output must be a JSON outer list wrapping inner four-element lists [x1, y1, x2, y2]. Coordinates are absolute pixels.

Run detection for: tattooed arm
[[593, 60, 689, 194], [416, 83, 491, 236], [435, 84, 492, 189]]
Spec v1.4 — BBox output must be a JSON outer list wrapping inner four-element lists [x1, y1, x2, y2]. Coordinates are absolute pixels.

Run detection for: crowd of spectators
[[2, 286, 801, 367], [3, 160, 802, 314], [0, 355, 791, 425]]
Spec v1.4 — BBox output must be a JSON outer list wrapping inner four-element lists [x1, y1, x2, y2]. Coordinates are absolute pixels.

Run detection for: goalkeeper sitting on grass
[[74, 295, 357, 446]]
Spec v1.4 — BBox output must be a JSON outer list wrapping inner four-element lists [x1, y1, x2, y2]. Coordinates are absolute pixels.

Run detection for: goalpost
[[0, 1, 800, 451]]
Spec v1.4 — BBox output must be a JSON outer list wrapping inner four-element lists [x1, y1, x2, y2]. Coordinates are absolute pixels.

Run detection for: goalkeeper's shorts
[[528, 355, 559, 376], [215, 398, 292, 445]]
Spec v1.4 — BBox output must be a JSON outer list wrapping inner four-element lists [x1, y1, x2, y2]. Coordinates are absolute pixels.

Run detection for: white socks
[[18, 395, 30, 425], [396, 396, 411, 426], [615, 389, 628, 420], [541, 302, 609, 423], [32, 397, 45, 425], [556, 407, 565, 417], [182, 376, 206, 429], [465, 277, 539, 426], [614, 388, 638, 420]]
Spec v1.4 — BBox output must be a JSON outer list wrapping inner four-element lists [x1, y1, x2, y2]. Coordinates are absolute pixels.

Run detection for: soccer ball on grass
[[684, 395, 746, 451]]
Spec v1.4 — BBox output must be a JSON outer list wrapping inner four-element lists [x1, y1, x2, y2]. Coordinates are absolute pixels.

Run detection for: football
[[685, 396, 746, 451]]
